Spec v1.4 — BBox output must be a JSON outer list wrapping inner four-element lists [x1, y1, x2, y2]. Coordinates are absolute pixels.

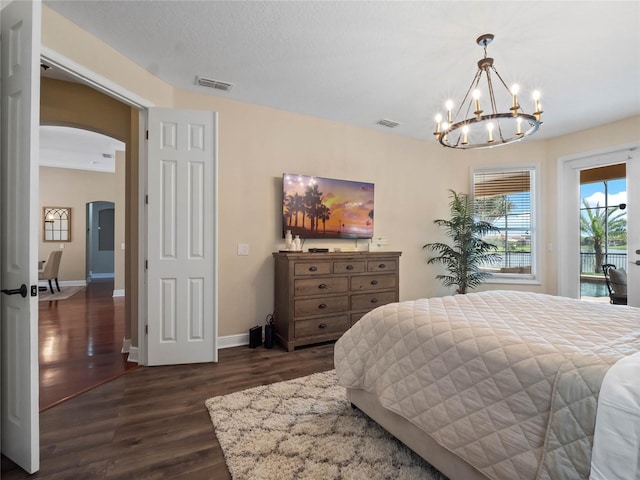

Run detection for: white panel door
[[146, 108, 217, 365], [626, 150, 639, 308], [0, 0, 41, 473], [558, 145, 639, 307]]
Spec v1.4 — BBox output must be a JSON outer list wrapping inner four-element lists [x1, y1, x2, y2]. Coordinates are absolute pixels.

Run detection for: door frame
[[557, 142, 639, 299], [40, 47, 155, 362]]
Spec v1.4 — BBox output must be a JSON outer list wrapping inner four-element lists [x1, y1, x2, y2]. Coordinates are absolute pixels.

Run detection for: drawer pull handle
[[370, 280, 378, 285], [346, 265, 354, 270], [319, 323, 328, 329], [371, 298, 378, 304], [309, 266, 318, 272], [318, 303, 327, 309], [378, 263, 386, 269], [318, 283, 327, 289]]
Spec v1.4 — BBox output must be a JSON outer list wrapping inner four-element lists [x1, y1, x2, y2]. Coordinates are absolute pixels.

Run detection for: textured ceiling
[[44, 1, 640, 143]]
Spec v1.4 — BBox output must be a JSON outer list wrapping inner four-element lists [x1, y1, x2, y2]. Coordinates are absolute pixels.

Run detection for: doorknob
[[1, 284, 28, 298], [636, 260, 640, 266]]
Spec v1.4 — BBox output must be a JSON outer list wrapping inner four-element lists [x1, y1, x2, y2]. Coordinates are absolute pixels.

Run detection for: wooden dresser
[[272, 251, 401, 351]]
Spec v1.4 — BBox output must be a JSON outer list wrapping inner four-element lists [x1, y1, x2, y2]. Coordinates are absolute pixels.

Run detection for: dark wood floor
[[38, 278, 137, 411], [2, 334, 335, 478]]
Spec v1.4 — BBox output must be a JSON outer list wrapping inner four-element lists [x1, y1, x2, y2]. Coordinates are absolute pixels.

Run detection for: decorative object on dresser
[[272, 251, 401, 351]]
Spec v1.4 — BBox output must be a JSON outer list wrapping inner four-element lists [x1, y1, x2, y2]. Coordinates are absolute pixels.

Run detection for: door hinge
[[146, 130, 149, 140], [145, 260, 148, 270], [145, 194, 148, 205], [145, 325, 148, 335]]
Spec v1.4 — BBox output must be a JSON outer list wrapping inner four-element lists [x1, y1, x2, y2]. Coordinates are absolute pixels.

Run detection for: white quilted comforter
[[334, 291, 640, 480]]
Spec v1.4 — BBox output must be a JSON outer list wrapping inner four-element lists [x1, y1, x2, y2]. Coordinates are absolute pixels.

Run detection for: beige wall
[[42, 6, 640, 341], [39, 166, 125, 289]]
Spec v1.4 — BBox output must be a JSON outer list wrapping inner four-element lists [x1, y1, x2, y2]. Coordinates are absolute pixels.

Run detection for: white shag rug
[[205, 370, 448, 480]]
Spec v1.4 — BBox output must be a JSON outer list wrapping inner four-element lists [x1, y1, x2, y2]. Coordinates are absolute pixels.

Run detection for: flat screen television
[[282, 173, 374, 239]]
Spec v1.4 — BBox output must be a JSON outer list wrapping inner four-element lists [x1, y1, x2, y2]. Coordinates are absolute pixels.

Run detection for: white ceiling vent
[[376, 119, 400, 128], [196, 76, 234, 91]]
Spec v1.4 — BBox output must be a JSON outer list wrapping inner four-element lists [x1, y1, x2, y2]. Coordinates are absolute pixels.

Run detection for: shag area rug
[[205, 370, 447, 480]]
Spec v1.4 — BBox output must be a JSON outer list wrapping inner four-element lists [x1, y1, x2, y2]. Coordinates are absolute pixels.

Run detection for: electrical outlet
[[237, 243, 249, 256]]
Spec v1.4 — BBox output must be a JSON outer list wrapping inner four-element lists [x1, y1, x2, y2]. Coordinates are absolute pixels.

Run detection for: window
[[579, 173, 627, 300], [473, 167, 537, 279]]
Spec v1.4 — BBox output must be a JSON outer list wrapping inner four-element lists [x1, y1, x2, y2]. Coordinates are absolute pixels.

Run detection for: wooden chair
[[602, 263, 627, 305], [39, 250, 63, 294]]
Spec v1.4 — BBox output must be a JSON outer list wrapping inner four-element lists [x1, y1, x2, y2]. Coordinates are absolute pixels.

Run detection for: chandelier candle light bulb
[[473, 89, 482, 118], [516, 116, 523, 136], [433, 34, 542, 149], [533, 90, 543, 121], [510, 84, 520, 114], [434, 113, 442, 135], [487, 122, 494, 143]]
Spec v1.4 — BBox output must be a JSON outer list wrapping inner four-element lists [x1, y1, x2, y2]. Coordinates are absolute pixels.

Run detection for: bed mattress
[[334, 290, 640, 480]]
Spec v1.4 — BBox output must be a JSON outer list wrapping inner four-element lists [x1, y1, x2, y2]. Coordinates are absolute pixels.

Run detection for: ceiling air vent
[[196, 76, 233, 91], [376, 119, 400, 128]]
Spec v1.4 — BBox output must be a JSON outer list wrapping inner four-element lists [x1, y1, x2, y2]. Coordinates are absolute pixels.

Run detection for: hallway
[[39, 279, 137, 411]]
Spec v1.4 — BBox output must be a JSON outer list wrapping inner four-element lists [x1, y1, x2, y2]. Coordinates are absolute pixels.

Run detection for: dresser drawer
[[295, 277, 349, 296], [334, 261, 365, 274], [351, 291, 397, 311], [350, 274, 396, 292], [294, 261, 331, 276], [295, 295, 349, 317], [295, 315, 349, 338], [367, 260, 397, 273]]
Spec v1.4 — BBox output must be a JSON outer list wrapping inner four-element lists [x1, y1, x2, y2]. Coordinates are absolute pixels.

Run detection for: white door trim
[[557, 142, 639, 298], [40, 46, 154, 109], [38, 47, 155, 365]]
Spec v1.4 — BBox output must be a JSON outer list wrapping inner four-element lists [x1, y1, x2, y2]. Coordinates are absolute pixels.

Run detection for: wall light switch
[[121, 243, 126, 250], [237, 243, 250, 256], [59, 243, 65, 249]]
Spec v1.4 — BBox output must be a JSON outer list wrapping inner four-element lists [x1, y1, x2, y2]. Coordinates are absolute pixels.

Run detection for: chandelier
[[433, 34, 542, 149]]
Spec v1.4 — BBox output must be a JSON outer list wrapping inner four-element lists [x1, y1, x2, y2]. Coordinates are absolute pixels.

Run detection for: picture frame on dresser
[[272, 251, 401, 351]]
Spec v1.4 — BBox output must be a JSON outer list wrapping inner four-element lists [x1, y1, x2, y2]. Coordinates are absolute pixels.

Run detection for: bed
[[334, 290, 640, 480]]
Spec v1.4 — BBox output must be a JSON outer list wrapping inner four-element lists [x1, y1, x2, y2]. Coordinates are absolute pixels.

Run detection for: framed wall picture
[[43, 206, 71, 242]]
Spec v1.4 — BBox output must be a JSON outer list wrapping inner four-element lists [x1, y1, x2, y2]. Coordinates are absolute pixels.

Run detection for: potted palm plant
[[423, 190, 501, 294]]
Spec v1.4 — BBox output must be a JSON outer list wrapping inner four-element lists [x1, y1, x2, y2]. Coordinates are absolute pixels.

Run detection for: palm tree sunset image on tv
[[282, 173, 374, 239]]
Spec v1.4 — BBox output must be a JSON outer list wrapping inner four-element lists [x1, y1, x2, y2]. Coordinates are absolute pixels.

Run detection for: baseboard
[[112, 289, 125, 297], [121, 338, 131, 354], [218, 333, 249, 349], [39, 279, 87, 288], [127, 347, 139, 363], [90, 273, 114, 279]]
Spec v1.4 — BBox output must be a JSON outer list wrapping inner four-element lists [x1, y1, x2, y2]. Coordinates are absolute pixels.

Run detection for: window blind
[[473, 169, 534, 274]]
